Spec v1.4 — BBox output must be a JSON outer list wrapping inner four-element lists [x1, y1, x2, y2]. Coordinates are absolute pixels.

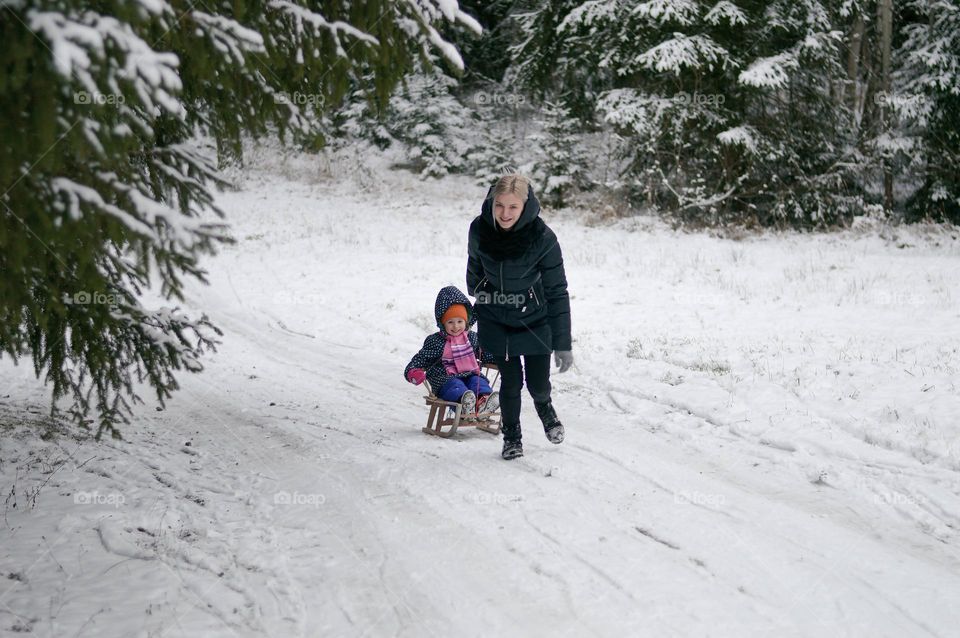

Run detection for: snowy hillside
[[2, 146, 959, 637]]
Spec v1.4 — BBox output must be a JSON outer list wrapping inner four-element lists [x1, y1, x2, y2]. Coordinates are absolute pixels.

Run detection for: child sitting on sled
[[405, 286, 499, 416]]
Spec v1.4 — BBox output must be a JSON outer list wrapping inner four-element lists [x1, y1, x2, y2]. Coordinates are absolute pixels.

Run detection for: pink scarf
[[442, 332, 480, 375]]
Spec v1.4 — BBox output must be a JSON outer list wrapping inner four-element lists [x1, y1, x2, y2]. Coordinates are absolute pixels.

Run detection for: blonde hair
[[491, 174, 531, 202]]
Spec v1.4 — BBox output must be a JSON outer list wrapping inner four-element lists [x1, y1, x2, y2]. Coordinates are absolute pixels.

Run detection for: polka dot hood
[[433, 285, 476, 331]]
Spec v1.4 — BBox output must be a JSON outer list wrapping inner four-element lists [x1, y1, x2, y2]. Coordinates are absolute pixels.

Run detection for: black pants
[[494, 354, 551, 440]]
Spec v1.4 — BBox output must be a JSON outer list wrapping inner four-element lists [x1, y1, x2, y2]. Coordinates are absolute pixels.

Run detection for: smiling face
[[443, 317, 466, 336], [493, 192, 524, 230]]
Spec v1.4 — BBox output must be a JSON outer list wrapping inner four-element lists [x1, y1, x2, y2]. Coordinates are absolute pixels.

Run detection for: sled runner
[[422, 363, 502, 438]]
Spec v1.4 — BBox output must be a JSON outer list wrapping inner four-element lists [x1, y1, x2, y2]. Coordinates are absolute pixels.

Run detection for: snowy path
[[2, 152, 959, 636]]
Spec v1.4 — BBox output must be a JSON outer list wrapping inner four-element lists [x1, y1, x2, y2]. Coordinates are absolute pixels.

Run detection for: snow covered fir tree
[[531, 100, 589, 207], [514, 0, 905, 225], [322, 0, 960, 227], [0, 0, 480, 436]]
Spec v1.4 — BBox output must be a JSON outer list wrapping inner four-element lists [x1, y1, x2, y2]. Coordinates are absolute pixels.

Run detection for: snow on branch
[[598, 88, 680, 135], [51, 177, 155, 238], [425, 24, 464, 71], [133, 0, 167, 16], [738, 51, 798, 89], [658, 168, 737, 211], [51, 172, 216, 250], [558, 0, 619, 33], [800, 30, 843, 53], [717, 125, 759, 154], [400, 0, 480, 71], [268, 0, 379, 59], [633, 0, 699, 26], [704, 1, 748, 26], [119, 305, 220, 373], [434, 0, 482, 34], [869, 132, 918, 156], [903, 5, 960, 94], [28, 9, 184, 118], [637, 33, 727, 74], [192, 12, 266, 65]]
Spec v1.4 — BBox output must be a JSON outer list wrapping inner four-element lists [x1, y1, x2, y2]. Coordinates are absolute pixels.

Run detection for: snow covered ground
[[2, 144, 960, 637]]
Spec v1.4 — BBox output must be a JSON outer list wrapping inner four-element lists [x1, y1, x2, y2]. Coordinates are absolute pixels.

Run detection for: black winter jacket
[[466, 186, 572, 358]]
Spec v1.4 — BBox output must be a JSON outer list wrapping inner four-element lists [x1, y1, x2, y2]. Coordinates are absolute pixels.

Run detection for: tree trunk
[[847, 13, 866, 126], [879, 0, 894, 212]]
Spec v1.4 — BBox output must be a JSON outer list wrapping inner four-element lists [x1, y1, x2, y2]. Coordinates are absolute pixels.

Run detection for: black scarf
[[474, 217, 546, 261]]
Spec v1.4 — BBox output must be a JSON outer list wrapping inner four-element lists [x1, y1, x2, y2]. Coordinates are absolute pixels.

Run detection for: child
[[405, 286, 499, 416]]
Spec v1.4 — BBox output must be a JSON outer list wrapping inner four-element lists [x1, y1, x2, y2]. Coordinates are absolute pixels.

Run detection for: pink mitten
[[407, 368, 426, 385]]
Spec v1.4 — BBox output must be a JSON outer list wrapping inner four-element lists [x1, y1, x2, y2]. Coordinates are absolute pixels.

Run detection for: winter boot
[[501, 438, 524, 460], [460, 390, 477, 418], [535, 401, 565, 444], [477, 391, 500, 416], [500, 422, 523, 460]]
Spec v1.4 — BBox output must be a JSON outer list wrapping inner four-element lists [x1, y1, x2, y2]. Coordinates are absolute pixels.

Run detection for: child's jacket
[[405, 286, 494, 392]]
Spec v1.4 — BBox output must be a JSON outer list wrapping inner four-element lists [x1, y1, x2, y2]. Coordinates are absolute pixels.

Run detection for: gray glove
[[554, 350, 574, 373]]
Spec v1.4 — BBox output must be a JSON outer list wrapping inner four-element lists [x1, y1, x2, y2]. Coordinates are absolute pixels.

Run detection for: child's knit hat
[[441, 303, 468, 325]]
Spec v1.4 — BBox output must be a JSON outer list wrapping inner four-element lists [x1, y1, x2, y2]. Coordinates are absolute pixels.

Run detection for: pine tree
[[507, 0, 604, 120], [730, 0, 862, 225], [465, 103, 519, 186], [0, 0, 479, 437], [531, 100, 589, 207], [383, 68, 473, 177], [332, 66, 473, 178], [898, 0, 960, 222], [506, 1, 873, 226]]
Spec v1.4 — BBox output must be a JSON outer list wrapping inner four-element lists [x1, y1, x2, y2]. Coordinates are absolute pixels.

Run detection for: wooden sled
[[422, 363, 502, 438]]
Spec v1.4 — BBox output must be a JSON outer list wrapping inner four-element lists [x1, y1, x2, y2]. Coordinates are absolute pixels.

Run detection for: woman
[[467, 174, 573, 460]]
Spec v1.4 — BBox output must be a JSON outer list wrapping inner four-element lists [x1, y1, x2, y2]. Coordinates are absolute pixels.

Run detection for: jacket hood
[[434, 286, 475, 330], [480, 183, 542, 232]]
